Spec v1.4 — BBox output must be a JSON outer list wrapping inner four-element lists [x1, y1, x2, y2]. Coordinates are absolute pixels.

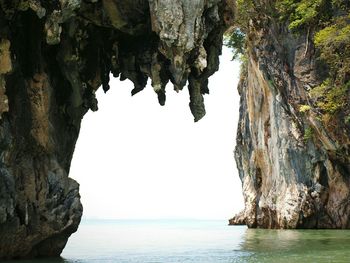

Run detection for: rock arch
[[1, 0, 349, 260], [0, 0, 233, 258]]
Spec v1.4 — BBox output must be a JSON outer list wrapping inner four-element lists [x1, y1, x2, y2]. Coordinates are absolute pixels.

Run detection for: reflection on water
[[3, 220, 350, 263], [243, 228, 303, 251], [240, 228, 350, 262]]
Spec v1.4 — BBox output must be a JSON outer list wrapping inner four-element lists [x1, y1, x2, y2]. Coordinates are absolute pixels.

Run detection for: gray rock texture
[[2, 0, 348, 259], [230, 4, 350, 229], [0, 0, 233, 259]]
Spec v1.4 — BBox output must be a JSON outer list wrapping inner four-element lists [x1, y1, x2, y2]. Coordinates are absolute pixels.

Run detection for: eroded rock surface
[[0, 0, 232, 259], [231, 4, 350, 229]]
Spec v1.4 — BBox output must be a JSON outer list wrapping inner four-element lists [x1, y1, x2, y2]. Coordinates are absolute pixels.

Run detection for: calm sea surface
[[5, 220, 350, 263]]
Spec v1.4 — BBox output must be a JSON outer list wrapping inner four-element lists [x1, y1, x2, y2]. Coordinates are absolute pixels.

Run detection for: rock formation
[[231, 1, 350, 229], [0, 0, 233, 259], [0, 0, 349, 259]]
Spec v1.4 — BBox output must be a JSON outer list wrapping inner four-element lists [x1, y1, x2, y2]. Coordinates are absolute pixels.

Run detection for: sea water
[[5, 220, 350, 263]]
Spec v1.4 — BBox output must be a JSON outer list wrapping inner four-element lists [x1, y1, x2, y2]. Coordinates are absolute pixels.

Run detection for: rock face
[[0, 0, 232, 259], [1, 0, 349, 259], [231, 5, 350, 228]]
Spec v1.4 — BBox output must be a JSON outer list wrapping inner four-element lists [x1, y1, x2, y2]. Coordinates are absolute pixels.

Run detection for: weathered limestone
[[0, 0, 232, 259], [231, 5, 350, 229], [1, 0, 348, 260], [0, 39, 11, 119]]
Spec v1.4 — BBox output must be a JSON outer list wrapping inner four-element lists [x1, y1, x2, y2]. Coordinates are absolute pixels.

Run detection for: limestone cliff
[[1, 0, 349, 259], [230, 1, 350, 229], [0, 0, 232, 259]]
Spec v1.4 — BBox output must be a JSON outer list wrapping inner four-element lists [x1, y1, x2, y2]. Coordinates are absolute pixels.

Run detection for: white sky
[[69, 46, 244, 220]]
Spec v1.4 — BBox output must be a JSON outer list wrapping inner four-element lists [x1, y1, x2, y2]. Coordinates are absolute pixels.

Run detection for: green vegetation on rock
[[304, 126, 314, 141], [310, 79, 349, 114], [226, 0, 349, 122], [276, 0, 329, 30], [224, 28, 246, 60], [299, 105, 311, 113], [277, 0, 350, 118], [312, 12, 350, 116]]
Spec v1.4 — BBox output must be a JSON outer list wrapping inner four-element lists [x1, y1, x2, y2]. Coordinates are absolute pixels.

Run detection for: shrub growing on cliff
[[314, 15, 350, 85], [310, 12, 350, 115], [276, 0, 350, 118], [226, 0, 350, 117], [320, 84, 349, 114], [234, 0, 255, 30], [299, 105, 311, 113], [224, 28, 246, 60], [304, 127, 314, 141], [223, 0, 255, 60], [276, 0, 329, 30]]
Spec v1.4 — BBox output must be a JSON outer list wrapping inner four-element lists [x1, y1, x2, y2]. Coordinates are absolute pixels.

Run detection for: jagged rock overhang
[[1, 0, 235, 122], [0, 0, 235, 259]]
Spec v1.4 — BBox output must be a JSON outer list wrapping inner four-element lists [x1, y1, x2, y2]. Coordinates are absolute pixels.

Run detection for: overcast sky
[[69, 46, 244, 220]]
